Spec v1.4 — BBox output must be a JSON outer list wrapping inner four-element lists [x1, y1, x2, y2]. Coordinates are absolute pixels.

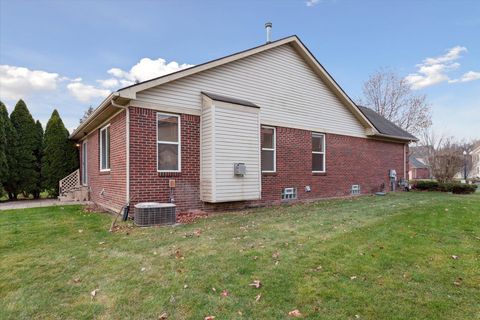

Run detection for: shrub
[[413, 180, 440, 191], [451, 184, 477, 194], [412, 180, 477, 194]]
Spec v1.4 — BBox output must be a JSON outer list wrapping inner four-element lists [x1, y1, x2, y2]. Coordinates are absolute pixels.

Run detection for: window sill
[[262, 172, 277, 176], [99, 170, 111, 175], [312, 172, 327, 176], [158, 171, 182, 177]]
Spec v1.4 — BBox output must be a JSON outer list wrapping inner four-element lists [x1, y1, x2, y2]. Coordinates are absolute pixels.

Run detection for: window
[[157, 113, 180, 172], [99, 125, 110, 171], [312, 133, 325, 172], [81, 140, 88, 185], [281, 187, 297, 200], [261, 126, 276, 172]]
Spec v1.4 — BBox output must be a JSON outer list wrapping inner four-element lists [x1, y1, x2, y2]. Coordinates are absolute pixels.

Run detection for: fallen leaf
[[90, 289, 99, 299], [141, 267, 146, 272], [98, 241, 105, 245], [451, 255, 459, 260], [183, 284, 188, 289], [221, 289, 229, 297], [78, 229, 83, 233], [249, 280, 262, 288], [175, 250, 184, 260], [453, 277, 463, 286], [288, 309, 302, 317], [350, 276, 357, 280], [272, 251, 280, 259], [255, 294, 261, 302], [73, 278, 81, 283], [237, 311, 243, 315], [355, 315, 361, 319], [204, 316, 215, 320], [194, 229, 202, 237], [158, 312, 168, 319], [253, 256, 258, 260], [212, 287, 216, 292], [445, 208, 449, 211]]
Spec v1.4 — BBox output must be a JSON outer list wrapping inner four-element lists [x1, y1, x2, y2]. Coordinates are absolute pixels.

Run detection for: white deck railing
[[59, 169, 80, 196]]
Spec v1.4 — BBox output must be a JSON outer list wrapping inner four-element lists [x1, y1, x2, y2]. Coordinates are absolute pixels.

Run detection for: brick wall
[[259, 127, 406, 205], [80, 110, 127, 212], [126, 107, 408, 215], [129, 107, 202, 212]]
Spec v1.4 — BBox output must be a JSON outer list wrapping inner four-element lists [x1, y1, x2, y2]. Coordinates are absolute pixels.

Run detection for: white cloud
[[306, 0, 320, 6], [423, 46, 467, 65], [96, 78, 120, 89], [405, 46, 480, 89], [0, 65, 59, 100], [105, 57, 194, 86], [67, 82, 110, 103], [448, 70, 480, 83]]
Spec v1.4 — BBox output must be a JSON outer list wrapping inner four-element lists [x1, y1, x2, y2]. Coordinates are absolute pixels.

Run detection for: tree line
[[0, 100, 78, 199]]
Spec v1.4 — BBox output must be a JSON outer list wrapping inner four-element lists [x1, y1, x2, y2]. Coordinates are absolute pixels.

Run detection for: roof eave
[[371, 132, 418, 143]]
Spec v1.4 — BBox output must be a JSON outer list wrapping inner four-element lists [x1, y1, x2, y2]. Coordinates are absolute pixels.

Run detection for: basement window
[[281, 187, 297, 200], [99, 125, 110, 171], [157, 113, 181, 172], [261, 126, 276, 172], [351, 185, 361, 195]]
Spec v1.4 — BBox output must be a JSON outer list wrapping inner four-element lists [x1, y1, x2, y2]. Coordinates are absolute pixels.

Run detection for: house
[[471, 145, 480, 179], [68, 35, 417, 215], [408, 155, 430, 180]]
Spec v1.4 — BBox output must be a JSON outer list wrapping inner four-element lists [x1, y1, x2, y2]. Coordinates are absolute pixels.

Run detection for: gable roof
[[70, 35, 415, 142], [201, 91, 259, 108], [357, 106, 418, 141], [409, 155, 428, 168]]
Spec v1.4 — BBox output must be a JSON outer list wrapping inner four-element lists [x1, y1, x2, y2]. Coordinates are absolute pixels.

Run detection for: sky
[[1, 0, 479, 139]]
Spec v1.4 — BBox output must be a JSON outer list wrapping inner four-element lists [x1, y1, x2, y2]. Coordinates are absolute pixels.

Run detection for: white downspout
[[125, 107, 130, 203], [404, 143, 407, 181], [111, 96, 130, 204]]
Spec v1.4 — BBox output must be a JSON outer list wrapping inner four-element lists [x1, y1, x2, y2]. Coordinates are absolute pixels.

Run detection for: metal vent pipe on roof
[[265, 22, 272, 43]]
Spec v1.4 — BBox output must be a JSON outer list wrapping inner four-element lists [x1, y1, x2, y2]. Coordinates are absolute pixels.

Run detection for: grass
[[0, 192, 479, 319]]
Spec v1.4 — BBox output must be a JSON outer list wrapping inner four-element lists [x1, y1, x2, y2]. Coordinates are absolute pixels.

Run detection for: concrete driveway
[[0, 199, 89, 211]]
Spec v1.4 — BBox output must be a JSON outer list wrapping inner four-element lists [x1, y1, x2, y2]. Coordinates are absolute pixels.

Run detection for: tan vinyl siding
[[200, 96, 214, 201], [200, 99, 261, 203], [136, 44, 367, 138]]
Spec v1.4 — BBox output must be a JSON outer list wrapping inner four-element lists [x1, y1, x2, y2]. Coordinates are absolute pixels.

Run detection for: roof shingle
[[357, 105, 417, 141]]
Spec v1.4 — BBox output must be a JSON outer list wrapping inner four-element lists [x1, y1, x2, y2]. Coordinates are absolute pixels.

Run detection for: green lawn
[[1, 192, 479, 319]]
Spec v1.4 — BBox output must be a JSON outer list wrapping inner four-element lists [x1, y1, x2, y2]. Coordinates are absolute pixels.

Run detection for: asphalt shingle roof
[[357, 106, 417, 141]]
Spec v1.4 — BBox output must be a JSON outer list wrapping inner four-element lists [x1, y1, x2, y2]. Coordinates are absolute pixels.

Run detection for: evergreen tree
[[0, 102, 9, 191], [32, 120, 44, 199], [1, 102, 19, 199], [42, 110, 79, 196], [9, 100, 38, 198]]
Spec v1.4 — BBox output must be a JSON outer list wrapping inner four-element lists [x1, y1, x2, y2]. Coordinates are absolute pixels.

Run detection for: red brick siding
[[126, 107, 407, 214], [79, 110, 127, 211], [81, 106, 408, 215], [259, 127, 406, 206], [129, 107, 202, 212]]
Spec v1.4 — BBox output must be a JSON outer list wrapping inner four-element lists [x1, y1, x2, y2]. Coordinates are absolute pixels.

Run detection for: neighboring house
[[69, 35, 417, 215], [409, 156, 430, 180], [469, 145, 480, 179]]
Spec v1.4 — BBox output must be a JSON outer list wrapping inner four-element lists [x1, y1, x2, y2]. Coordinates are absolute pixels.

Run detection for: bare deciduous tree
[[420, 129, 464, 182], [79, 106, 94, 124], [359, 69, 432, 135]]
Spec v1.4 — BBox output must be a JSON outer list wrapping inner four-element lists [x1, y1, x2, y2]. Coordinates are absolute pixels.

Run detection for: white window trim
[[312, 132, 326, 173], [82, 140, 88, 185], [261, 126, 276, 173], [99, 124, 111, 172], [157, 112, 181, 173]]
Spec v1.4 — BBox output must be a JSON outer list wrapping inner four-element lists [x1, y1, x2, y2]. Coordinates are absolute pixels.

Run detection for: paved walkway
[[0, 199, 89, 211]]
